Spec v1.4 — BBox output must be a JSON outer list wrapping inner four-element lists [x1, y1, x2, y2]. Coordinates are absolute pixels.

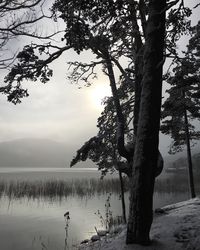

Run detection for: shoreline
[[78, 197, 200, 250]]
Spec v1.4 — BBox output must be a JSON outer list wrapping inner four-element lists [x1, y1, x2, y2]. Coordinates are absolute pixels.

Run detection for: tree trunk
[[126, 0, 166, 245], [184, 107, 196, 198], [128, 0, 144, 135], [118, 169, 127, 223], [134, 48, 144, 134], [105, 52, 131, 161]]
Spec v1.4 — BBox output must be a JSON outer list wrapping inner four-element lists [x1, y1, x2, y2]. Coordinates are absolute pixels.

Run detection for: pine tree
[[2, 0, 197, 245], [161, 22, 200, 197]]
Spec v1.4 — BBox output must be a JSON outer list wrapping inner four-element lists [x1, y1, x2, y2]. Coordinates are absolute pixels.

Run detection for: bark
[[134, 50, 143, 134], [126, 0, 166, 245]]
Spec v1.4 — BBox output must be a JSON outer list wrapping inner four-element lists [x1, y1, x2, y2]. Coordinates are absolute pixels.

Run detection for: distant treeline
[[166, 152, 200, 175]]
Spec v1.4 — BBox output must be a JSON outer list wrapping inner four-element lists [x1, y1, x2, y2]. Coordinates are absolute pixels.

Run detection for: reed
[[1, 173, 197, 200], [0, 178, 126, 200], [155, 173, 200, 194]]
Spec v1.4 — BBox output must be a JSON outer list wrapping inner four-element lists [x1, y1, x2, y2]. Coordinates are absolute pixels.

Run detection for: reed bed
[[155, 173, 200, 194], [1, 172, 198, 200], [0, 178, 125, 200]]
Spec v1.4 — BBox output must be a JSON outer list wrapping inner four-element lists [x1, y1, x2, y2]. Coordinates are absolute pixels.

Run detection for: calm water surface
[[0, 167, 101, 181], [0, 168, 190, 250]]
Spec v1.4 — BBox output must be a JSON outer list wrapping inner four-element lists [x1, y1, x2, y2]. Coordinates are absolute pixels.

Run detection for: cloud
[[0, 51, 104, 150]]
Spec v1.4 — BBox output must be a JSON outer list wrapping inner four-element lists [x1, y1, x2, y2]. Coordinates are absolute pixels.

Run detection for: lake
[[0, 167, 191, 250]]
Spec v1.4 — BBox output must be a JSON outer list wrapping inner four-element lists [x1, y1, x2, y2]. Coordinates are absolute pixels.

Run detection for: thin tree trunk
[[106, 54, 128, 223], [105, 52, 131, 161], [184, 108, 196, 198], [118, 169, 127, 223], [126, 0, 166, 245], [128, 0, 144, 135]]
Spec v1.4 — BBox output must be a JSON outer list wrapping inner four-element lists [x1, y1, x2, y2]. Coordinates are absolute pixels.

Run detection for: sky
[[0, 1, 199, 160], [0, 50, 112, 150]]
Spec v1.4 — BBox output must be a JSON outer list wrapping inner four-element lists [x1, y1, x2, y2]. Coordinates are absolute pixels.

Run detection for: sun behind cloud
[[90, 84, 112, 110]]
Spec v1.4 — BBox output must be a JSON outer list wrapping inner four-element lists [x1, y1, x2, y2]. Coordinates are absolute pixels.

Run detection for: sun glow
[[90, 84, 112, 110]]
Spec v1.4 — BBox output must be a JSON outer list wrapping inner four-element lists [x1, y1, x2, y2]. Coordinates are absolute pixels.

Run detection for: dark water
[[0, 168, 191, 250]]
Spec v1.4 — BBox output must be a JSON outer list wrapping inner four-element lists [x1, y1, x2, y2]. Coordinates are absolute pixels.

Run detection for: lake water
[[0, 168, 190, 250]]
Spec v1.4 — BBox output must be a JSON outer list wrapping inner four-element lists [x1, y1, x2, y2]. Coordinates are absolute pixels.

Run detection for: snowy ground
[[79, 198, 200, 250]]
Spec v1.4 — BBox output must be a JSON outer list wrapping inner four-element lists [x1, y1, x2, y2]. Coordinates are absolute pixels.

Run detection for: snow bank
[[79, 198, 200, 250]]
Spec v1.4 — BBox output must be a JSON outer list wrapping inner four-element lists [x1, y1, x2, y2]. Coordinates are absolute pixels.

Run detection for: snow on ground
[[79, 198, 200, 250]]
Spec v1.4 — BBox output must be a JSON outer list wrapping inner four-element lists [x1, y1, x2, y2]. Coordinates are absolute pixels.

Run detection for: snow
[[79, 198, 200, 250]]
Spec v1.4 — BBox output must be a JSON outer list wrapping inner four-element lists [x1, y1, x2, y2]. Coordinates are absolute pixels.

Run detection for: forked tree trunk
[[126, 0, 166, 245]]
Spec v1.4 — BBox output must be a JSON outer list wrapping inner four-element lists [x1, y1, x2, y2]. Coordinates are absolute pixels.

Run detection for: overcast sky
[[0, 1, 199, 159]]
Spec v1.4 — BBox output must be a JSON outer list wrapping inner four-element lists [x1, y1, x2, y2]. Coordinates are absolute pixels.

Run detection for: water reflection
[[0, 168, 198, 250], [0, 192, 123, 250]]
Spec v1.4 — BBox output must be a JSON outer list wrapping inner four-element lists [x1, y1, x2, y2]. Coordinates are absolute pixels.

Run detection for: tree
[[66, 0, 190, 243], [70, 73, 135, 174], [70, 79, 135, 224], [126, 0, 166, 244], [161, 21, 200, 198], [0, 0, 62, 100], [0, 0, 60, 69], [2, 0, 196, 245]]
